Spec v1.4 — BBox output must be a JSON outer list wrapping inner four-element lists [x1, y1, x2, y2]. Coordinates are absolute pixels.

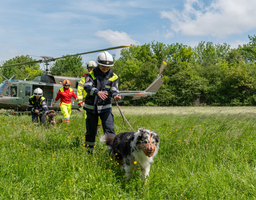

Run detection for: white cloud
[[95, 30, 139, 58], [95, 30, 138, 46], [229, 40, 248, 49], [160, 0, 256, 37]]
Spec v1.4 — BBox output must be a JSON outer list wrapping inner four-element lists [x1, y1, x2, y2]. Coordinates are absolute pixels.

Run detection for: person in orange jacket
[[53, 79, 77, 124]]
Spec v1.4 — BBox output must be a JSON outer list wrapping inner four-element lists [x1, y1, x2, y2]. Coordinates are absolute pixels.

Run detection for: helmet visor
[[97, 60, 114, 66]]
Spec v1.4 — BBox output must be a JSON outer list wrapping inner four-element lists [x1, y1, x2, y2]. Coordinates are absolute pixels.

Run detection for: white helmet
[[96, 51, 114, 67], [33, 88, 43, 96], [87, 61, 97, 69]]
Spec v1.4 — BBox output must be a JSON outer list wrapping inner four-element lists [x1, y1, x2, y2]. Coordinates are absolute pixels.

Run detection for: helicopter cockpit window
[[25, 86, 30, 96], [33, 76, 41, 82], [11, 86, 17, 97], [0, 80, 7, 94], [4, 87, 10, 96], [4, 85, 17, 97]]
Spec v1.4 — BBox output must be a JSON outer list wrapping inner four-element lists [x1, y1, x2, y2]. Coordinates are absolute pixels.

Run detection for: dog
[[46, 110, 62, 126], [100, 128, 160, 180]]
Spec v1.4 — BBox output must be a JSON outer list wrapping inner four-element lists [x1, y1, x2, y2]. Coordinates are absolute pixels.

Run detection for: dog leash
[[115, 100, 135, 132]]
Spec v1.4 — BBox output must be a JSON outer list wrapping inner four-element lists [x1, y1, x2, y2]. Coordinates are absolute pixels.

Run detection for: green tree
[[238, 35, 256, 63], [1, 55, 43, 81], [51, 55, 86, 77]]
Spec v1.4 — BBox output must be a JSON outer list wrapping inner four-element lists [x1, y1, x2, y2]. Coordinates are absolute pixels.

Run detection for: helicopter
[[0, 46, 166, 111]]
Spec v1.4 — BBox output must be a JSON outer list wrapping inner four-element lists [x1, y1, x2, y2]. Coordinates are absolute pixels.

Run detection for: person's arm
[[111, 78, 121, 100], [77, 76, 85, 106], [84, 75, 99, 97], [72, 90, 77, 100], [28, 98, 35, 112], [52, 90, 61, 106], [41, 99, 49, 114]]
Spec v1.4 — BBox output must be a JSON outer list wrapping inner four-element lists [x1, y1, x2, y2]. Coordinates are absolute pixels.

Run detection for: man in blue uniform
[[83, 51, 121, 154], [28, 88, 49, 125]]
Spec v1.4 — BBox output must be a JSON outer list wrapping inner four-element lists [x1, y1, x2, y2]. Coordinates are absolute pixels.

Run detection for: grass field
[[1, 106, 256, 199]]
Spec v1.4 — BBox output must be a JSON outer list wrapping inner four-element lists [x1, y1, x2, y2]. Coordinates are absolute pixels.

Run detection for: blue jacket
[[83, 67, 120, 113]]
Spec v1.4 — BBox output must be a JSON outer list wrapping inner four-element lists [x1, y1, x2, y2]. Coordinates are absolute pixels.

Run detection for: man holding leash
[[53, 79, 77, 124], [28, 88, 49, 125], [77, 61, 101, 129], [83, 51, 121, 154]]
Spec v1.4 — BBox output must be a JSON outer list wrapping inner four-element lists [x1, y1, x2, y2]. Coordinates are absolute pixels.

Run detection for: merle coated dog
[[100, 128, 160, 180]]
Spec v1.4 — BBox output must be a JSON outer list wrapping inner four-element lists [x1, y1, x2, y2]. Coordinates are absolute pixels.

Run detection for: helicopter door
[[21, 84, 32, 106], [32, 85, 54, 107]]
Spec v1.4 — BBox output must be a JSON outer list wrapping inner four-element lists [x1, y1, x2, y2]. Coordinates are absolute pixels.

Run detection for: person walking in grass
[[53, 79, 77, 124], [83, 51, 121, 154]]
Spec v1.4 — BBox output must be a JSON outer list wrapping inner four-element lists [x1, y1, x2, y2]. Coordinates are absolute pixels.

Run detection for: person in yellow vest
[[53, 79, 77, 124], [77, 61, 101, 128]]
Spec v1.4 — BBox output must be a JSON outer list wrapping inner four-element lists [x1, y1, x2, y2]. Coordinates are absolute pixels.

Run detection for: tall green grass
[[1, 108, 256, 199]]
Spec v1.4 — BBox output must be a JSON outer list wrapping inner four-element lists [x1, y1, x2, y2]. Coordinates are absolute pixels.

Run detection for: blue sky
[[1, 0, 256, 66]]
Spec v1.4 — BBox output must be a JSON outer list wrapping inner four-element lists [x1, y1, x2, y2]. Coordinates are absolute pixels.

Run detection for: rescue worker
[[77, 61, 101, 129], [28, 88, 49, 125], [53, 79, 77, 124], [83, 51, 121, 154]]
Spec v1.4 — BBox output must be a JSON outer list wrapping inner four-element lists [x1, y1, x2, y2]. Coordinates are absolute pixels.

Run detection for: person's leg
[[60, 103, 70, 124], [100, 112, 115, 135], [85, 112, 98, 154], [31, 112, 39, 125], [100, 111, 115, 153], [67, 103, 72, 120], [39, 113, 46, 125]]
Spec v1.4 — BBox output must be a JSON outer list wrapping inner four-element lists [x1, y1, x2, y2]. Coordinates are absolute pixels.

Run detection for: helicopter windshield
[[0, 80, 7, 94]]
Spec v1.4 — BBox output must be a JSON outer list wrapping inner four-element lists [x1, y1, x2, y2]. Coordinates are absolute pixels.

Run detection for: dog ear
[[48, 110, 56, 116], [153, 133, 159, 143], [138, 128, 146, 133]]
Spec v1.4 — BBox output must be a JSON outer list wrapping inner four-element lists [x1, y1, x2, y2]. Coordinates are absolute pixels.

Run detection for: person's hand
[[114, 94, 121, 100], [98, 91, 108, 100], [78, 102, 84, 107], [52, 101, 56, 106], [35, 109, 39, 114]]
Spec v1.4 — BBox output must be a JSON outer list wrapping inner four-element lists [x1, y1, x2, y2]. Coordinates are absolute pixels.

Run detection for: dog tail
[[100, 134, 115, 147]]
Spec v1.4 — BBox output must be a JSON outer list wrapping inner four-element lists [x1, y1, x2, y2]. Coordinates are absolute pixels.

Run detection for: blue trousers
[[31, 112, 46, 124], [85, 111, 115, 145]]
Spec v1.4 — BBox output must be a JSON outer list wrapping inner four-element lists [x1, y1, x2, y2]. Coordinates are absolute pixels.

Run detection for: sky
[[1, 0, 256, 67]]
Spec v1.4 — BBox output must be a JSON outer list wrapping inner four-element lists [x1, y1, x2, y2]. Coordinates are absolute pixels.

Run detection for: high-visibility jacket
[[83, 67, 120, 114], [55, 87, 77, 104], [28, 95, 49, 113], [77, 73, 89, 105]]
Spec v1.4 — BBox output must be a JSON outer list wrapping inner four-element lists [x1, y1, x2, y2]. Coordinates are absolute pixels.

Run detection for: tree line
[[1, 35, 256, 106]]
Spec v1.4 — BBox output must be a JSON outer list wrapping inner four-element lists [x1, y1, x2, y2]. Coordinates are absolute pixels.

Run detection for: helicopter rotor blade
[[52, 45, 131, 61], [159, 61, 167, 74], [0, 45, 131, 68], [0, 60, 42, 68]]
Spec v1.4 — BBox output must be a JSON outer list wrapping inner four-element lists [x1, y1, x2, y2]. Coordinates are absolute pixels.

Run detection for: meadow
[[1, 106, 256, 199]]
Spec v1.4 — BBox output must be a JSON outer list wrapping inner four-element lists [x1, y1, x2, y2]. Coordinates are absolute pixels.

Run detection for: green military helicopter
[[0, 46, 166, 111]]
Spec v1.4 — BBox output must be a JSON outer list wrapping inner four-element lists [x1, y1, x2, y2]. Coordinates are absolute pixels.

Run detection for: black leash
[[115, 100, 135, 132]]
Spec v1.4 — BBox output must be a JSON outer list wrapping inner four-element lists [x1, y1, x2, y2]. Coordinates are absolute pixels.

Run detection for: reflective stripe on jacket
[[28, 95, 49, 113], [83, 67, 120, 114]]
